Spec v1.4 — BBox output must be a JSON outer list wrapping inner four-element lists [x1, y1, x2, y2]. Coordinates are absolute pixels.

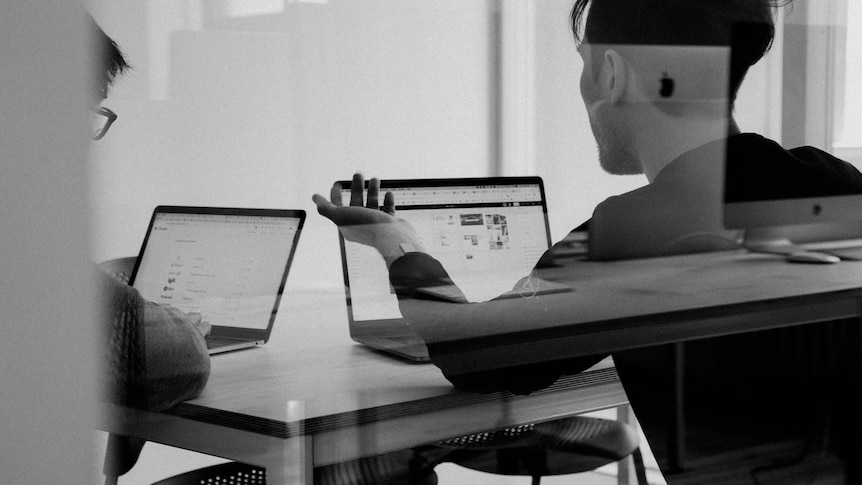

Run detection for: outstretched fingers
[[329, 182, 343, 206], [350, 173, 365, 207], [312, 193, 335, 219], [366, 178, 380, 209], [313, 173, 396, 225], [383, 191, 396, 215]]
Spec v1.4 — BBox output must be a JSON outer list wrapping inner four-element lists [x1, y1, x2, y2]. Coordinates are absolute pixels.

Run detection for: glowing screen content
[[342, 183, 550, 321], [133, 213, 300, 329]]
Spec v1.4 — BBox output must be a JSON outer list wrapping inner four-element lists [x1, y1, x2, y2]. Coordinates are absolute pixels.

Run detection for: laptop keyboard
[[386, 334, 426, 348], [205, 335, 247, 349]]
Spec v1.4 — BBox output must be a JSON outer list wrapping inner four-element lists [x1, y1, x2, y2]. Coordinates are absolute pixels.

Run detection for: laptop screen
[[340, 178, 551, 322], [131, 208, 303, 331]]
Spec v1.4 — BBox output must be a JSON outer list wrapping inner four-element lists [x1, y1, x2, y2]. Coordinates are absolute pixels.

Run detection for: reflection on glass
[[93, 1, 862, 484]]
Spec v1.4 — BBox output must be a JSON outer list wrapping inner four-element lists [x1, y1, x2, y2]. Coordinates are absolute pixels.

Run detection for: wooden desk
[[424, 250, 862, 372], [100, 250, 862, 484], [101, 286, 628, 484]]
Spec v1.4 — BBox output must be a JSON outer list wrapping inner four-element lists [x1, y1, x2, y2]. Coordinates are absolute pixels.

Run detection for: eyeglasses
[[90, 106, 117, 141]]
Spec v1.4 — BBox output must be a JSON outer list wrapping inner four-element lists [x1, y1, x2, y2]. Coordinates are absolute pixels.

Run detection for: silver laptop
[[338, 177, 555, 362], [129, 206, 305, 354]]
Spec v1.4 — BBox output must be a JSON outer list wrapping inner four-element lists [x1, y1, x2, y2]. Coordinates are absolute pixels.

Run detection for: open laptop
[[129, 206, 305, 354], [337, 177, 556, 362]]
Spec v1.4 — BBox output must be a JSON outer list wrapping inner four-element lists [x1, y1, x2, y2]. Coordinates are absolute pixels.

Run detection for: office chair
[[143, 415, 646, 485], [99, 256, 137, 284], [149, 450, 438, 485], [150, 462, 267, 485], [432, 415, 647, 485], [103, 435, 146, 485]]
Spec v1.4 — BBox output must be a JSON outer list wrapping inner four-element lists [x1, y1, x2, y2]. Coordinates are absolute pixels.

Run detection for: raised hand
[[312, 173, 425, 268]]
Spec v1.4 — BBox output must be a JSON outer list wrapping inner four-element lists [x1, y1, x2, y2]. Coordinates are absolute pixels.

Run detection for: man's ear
[[603, 49, 626, 105]]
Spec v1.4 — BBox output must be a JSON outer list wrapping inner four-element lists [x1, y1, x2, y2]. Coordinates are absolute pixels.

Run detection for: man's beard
[[588, 105, 642, 176]]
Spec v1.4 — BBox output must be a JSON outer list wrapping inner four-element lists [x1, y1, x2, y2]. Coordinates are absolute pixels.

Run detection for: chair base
[[435, 416, 639, 477]]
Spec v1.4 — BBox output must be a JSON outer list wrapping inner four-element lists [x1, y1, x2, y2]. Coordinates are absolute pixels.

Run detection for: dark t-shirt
[[726, 133, 862, 202]]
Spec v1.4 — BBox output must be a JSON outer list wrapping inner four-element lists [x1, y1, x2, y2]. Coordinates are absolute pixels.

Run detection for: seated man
[[89, 13, 211, 414], [315, 0, 862, 480], [89, 14, 211, 481]]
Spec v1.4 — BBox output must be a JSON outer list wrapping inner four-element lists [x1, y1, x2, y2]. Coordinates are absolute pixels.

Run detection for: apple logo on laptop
[[660, 72, 675, 98]]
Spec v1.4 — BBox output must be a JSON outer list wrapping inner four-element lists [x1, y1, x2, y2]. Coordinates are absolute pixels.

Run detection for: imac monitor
[[723, 21, 862, 254]]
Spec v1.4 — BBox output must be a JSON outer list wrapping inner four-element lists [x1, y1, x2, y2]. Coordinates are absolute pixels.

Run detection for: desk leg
[[276, 402, 313, 485], [668, 342, 686, 473], [301, 434, 313, 485], [617, 404, 642, 485], [258, 434, 312, 485]]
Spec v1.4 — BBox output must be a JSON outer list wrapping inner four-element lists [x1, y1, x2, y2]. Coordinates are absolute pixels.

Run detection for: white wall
[[0, 3, 98, 483], [88, 0, 496, 294]]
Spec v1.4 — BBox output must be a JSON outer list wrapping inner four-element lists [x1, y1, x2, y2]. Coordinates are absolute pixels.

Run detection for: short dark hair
[[570, 0, 792, 103], [87, 13, 130, 100]]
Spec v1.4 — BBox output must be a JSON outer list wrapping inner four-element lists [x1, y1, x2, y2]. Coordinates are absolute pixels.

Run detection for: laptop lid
[[337, 177, 552, 361], [129, 206, 305, 353]]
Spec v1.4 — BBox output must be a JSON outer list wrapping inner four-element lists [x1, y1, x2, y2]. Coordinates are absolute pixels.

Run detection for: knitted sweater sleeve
[[100, 272, 210, 411]]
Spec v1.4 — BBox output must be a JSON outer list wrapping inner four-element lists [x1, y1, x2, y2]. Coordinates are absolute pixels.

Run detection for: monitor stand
[[742, 226, 862, 263], [741, 227, 806, 255]]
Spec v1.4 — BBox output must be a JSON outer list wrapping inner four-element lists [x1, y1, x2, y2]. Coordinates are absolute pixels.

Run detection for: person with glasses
[[89, 14, 213, 482], [88, 14, 211, 413]]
